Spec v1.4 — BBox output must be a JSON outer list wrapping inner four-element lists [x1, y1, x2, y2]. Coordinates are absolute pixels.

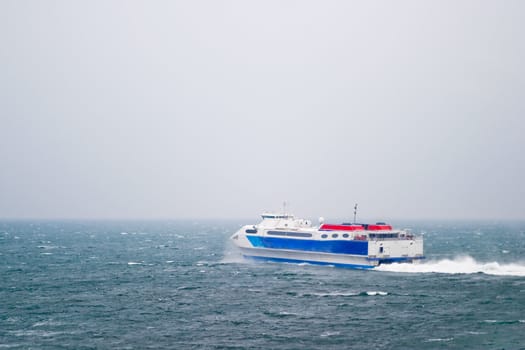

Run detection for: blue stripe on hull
[[243, 255, 375, 269], [246, 236, 368, 255]]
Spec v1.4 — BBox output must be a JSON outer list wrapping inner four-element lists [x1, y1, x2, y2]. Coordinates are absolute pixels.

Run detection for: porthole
[[332, 234, 338, 238], [343, 233, 349, 238], [321, 234, 328, 239]]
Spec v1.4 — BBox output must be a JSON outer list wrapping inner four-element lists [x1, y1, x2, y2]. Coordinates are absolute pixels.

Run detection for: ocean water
[[1, 220, 524, 349]]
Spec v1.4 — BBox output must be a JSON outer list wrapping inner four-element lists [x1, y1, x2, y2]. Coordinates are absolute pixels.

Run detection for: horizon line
[[1, 216, 524, 222]]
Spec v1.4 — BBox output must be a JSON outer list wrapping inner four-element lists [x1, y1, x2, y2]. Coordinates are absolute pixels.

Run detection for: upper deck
[[253, 214, 418, 241]]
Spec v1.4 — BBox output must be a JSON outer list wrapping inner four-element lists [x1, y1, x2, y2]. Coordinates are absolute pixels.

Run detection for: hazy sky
[[1, 1, 524, 220]]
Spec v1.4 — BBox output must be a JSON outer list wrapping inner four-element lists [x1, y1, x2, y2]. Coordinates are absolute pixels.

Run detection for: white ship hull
[[238, 246, 379, 269]]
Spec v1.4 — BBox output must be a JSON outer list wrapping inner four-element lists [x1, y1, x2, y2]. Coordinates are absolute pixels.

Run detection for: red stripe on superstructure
[[319, 224, 364, 231], [367, 225, 393, 231]]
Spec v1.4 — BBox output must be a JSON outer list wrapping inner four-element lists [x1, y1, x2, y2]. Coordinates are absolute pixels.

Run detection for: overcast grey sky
[[1, 1, 524, 220]]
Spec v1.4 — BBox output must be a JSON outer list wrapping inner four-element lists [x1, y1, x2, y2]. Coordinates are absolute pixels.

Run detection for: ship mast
[[353, 203, 358, 224]]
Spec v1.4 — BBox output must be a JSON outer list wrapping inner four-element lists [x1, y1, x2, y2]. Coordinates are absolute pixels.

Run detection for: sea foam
[[376, 255, 525, 276]]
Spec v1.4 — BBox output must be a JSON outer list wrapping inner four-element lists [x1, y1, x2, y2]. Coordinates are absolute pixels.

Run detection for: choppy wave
[[310, 291, 359, 297], [304, 291, 388, 297], [3, 220, 525, 349], [376, 256, 525, 276]]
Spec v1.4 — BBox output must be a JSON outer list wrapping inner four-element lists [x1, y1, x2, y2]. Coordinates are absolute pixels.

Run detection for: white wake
[[220, 239, 246, 264], [376, 256, 525, 276]]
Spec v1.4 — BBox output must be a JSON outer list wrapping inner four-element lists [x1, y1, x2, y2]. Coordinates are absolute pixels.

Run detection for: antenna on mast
[[353, 203, 358, 224]]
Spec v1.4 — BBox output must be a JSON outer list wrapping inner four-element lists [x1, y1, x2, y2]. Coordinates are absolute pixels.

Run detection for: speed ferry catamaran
[[231, 209, 424, 269]]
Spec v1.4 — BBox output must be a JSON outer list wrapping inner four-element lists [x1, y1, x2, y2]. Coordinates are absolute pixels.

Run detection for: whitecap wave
[[426, 337, 453, 342], [32, 320, 63, 327], [320, 331, 341, 337], [277, 311, 298, 316], [366, 291, 388, 296], [376, 256, 525, 276]]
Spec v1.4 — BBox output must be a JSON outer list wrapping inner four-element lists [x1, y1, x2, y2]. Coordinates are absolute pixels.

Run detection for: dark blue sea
[[1, 220, 524, 349]]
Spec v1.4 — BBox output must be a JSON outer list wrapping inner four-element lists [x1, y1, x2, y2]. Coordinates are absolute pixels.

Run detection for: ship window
[[262, 215, 292, 219], [286, 232, 312, 238], [267, 231, 312, 238], [267, 231, 287, 236], [332, 234, 338, 238], [321, 234, 328, 239], [245, 229, 257, 234], [379, 246, 384, 253], [343, 233, 349, 238]]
